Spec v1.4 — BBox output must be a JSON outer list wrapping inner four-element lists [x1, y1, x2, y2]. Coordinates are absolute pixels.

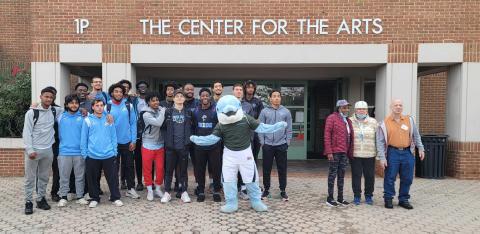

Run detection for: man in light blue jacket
[[106, 83, 138, 199], [81, 99, 123, 208], [57, 94, 89, 207]]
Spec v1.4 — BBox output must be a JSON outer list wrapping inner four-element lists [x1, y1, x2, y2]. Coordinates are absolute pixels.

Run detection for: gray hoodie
[[22, 105, 63, 155], [141, 106, 166, 147], [258, 105, 293, 146]]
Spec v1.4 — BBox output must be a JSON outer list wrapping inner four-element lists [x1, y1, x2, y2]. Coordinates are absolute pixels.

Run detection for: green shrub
[[0, 72, 31, 137]]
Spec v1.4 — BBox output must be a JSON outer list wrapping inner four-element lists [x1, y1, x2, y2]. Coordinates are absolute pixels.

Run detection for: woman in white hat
[[349, 101, 378, 205]]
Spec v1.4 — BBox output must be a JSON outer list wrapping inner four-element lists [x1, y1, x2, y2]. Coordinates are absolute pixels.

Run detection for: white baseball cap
[[354, 101, 369, 109]]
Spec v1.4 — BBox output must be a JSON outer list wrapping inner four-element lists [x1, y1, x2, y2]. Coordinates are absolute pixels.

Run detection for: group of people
[[22, 78, 293, 215], [324, 98, 425, 209], [22, 75, 425, 215]]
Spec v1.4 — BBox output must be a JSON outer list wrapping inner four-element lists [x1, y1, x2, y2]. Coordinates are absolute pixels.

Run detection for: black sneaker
[[121, 181, 127, 190], [176, 190, 182, 199], [280, 191, 289, 201], [136, 183, 144, 191], [326, 198, 339, 207], [399, 201, 414, 210], [194, 187, 200, 196], [25, 201, 33, 215], [261, 190, 270, 200], [385, 199, 394, 209], [197, 193, 205, 202], [36, 197, 51, 210], [337, 199, 350, 206], [213, 193, 222, 202], [51, 194, 60, 202]]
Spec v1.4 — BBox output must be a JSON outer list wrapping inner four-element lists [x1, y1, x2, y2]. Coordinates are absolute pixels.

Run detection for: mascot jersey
[[212, 114, 259, 151]]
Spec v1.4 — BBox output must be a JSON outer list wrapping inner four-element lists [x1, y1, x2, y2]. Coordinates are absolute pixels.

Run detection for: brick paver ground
[[1, 161, 479, 233]]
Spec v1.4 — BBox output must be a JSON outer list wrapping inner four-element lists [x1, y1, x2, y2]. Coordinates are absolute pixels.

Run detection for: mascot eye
[[225, 111, 237, 117]]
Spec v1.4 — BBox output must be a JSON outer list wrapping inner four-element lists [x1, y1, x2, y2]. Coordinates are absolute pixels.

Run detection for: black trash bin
[[415, 135, 448, 179]]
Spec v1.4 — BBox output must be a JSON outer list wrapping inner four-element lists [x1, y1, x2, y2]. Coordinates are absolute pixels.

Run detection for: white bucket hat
[[354, 101, 368, 109]]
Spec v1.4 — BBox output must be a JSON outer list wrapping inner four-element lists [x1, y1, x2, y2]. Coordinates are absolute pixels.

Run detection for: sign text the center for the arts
[[139, 18, 383, 36]]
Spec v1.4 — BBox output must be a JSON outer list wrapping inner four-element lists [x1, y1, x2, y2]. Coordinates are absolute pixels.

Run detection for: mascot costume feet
[[190, 95, 287, 213]]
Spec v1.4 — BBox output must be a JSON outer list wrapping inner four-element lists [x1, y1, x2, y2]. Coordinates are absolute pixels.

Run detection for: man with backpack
[[42, 86, 62, 202], [106, 83, 139, 199], [161, 89, 193, 203], [22, 87, 63, 215]]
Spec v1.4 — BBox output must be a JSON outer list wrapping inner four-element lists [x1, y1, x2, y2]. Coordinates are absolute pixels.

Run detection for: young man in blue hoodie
[[107, 83, 139, 199], [81, 99, 123, 208], [57, 94, 89, 207], [258, 90, 293, 201], [22, 87, 63, 215]]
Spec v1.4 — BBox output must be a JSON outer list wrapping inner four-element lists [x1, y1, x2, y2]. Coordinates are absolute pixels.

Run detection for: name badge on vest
[[401, 124, 409, 131]]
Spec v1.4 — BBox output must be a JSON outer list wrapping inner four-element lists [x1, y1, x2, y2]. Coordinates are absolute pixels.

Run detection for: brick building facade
[[0, 0, 479, 179]]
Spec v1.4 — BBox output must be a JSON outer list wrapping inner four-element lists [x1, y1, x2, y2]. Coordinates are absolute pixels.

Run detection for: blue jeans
[[383, 148, 415, 202]]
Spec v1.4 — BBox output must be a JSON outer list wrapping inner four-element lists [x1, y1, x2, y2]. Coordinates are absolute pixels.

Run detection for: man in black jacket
[[161, 89, 193, 203]]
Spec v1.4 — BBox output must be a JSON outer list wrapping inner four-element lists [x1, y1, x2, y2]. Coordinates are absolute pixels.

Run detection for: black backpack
[[137, 110, 152, 138], [33, 107, 56, 126]]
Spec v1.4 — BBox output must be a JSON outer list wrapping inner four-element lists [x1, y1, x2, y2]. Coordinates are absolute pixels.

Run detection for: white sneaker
[[239, 189, 249, 200], [84, 193, 91, 200], [181, 191, 191, 203], [161, 192, 171, 203], [154, 189, 164, 198], [147, 190, 154, 201], [76, 198, 89, 205], [112, 200, 123, 207], [126, 188, 140, 199], [89, 201, 98, 208], [57, 199, 68, 207]]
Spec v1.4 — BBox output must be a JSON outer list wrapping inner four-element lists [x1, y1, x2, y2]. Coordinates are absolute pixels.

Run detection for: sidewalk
[[0, 161, 479, 233]]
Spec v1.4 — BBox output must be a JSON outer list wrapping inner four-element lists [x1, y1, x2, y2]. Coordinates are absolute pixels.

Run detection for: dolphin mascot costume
[[190, 95, 287, 213]]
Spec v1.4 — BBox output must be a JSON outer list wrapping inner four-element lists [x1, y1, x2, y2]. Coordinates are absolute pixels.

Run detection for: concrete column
[[446, 62, 480, 142], [375, 63, 418, 121], [31, 62, 71, 106], [102, 63, 135, 92], [446, 62, 480, 179]]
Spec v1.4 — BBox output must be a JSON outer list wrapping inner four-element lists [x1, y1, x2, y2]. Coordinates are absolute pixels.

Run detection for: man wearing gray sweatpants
[[23, 87, 62, 215]]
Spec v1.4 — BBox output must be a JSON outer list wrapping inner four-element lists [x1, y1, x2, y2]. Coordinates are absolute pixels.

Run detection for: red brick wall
[[0, 0, 30, 67], [418, 72, 447, 135], [26, 0, 479, 44], [0, 149, 24, 176], [447, 142, 480, 179]]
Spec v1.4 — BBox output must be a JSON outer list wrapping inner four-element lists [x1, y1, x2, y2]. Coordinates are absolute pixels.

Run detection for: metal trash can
[[415, 135, 448, 179]]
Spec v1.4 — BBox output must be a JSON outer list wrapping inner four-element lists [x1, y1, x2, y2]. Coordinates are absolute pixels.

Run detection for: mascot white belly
[[190, 95, 287, 213]]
